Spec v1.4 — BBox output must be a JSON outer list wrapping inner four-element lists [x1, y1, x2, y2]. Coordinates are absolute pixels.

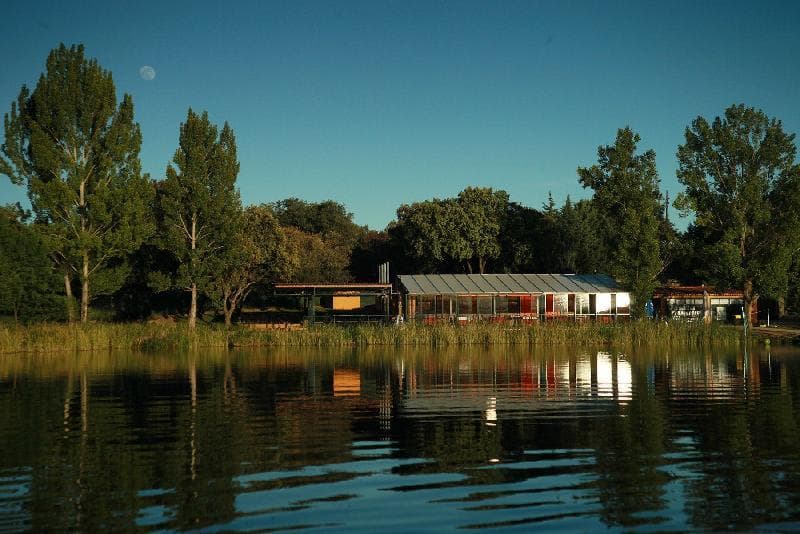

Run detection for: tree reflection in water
[[0, 346, 799, 531]]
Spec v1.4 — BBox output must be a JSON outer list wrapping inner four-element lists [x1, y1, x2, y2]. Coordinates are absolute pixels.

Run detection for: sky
[[1, 0, 799, 230]]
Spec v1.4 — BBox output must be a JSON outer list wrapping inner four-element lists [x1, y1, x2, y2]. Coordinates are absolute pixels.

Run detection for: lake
[[1, 345, 799, 531]]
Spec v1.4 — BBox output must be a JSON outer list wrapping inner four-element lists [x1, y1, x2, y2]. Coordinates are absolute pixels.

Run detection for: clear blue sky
[[2, 0, 799, 230]]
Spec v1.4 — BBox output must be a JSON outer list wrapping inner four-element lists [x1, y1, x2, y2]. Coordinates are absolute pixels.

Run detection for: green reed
[[0, 319, 744, 354]]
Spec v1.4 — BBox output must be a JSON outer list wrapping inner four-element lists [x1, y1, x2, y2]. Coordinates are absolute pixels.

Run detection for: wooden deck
[[750, 326, 800, 343]]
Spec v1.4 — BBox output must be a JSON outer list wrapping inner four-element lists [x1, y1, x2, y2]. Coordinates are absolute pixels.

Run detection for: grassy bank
[[0, 320, 743, 354]]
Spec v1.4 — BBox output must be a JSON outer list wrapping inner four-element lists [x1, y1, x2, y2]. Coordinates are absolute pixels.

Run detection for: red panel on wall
[[521, 295, 532, 313]]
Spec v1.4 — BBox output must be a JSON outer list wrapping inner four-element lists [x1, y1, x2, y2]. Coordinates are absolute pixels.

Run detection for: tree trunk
[[778, 296, 786, 318], [743, 279, 756, 329], [189, 213, 197, 330], [65, 272, 75, 323], [223, 288, 233, 327], [478, 257, 486, 274], [80, 254, 89, 323], [466, 261, 473, 274], [189, 283, 197, 330]]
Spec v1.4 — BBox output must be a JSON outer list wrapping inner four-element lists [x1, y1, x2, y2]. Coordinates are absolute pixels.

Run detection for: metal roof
[[398, 274, 623, 295]]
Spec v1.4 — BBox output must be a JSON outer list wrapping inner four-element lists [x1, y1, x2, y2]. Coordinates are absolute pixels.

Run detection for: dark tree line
[[2, 44, 800, 324]]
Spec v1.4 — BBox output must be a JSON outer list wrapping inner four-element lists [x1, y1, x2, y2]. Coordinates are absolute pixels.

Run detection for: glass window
[[610, 294, 617, 314], [507, 296, 521, 314], [576, 294, 590, 314], [589, 294, 597, 314], [596, 293, 611, 314], [495, 296, 508, 314], [568, 294, 575, 313], [538, 294, 545, 315], [554, 294, 569, 315], [458, 295, 475, 315], [477, 296, 493, 315], [418, 295, 436, 315], [616, 293, 630, 314]]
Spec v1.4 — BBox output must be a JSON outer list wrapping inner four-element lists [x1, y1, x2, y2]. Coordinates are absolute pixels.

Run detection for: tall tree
[[675, 104, 800, 323], [456, 187, 509, 273], [392, 187, 509, 274], [209, 204, 290, 326], [393, 198, 460, 273], [158, 109, 241, 329], [578, 127, 664, 317], [0, 43, 153, 322]]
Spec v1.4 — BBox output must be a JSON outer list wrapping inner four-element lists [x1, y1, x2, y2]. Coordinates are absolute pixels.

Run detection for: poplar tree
[[578, 127, 665, 317], [158, 109, 240, 329], [0, 44, 153, 322]]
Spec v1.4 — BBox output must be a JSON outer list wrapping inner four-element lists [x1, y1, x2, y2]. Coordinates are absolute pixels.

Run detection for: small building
[[652, 285, 754, 324], [273, 283, 393, 324], [398, 273, 630, 323]]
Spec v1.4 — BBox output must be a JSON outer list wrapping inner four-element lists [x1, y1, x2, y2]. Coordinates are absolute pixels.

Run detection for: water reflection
[[0, 346, 799, 531]]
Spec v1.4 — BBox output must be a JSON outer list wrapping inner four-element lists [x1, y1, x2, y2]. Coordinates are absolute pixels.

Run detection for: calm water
[[1, 345, 800, 532]]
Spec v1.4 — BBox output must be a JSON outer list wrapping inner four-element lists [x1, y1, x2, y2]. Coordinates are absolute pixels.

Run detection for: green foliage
[[208, 204, 291, 324], [282, 226, 352, 283], [158, 109, 241, 326], [393, 187, 509, 274], [272, 198, 365, 246], [578, 127, 666, 316], [0, 207, 64, 322], [675, 104, 800, 311], [350, 230, 391, 281], [0, 43, 154, 322]]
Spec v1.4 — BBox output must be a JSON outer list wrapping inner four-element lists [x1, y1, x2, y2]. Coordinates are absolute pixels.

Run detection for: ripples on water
[[1, 346, 799, 531]]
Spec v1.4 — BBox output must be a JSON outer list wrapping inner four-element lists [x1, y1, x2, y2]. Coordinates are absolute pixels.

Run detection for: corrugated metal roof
[[398, 274, 623, 295]]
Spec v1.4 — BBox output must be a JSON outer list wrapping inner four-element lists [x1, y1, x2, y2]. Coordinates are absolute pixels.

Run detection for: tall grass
[[0, 320, 743, 354]]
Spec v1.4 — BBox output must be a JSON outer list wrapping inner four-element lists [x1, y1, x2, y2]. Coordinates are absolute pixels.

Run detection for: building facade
[[652, 285, 754, 323], [398, 274, 631, 323]]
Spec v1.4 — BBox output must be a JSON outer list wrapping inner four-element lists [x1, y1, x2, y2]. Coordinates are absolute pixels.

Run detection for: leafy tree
[[786, 253, 800, 315], [272, 198, 364, 247], [157, 109, 241, 329], [0, 206, 64, 322], [393, 198, 458, 273], [578, 127, 665, 317], [496, 201, 540, 273], [556, 197, 607, 274], [209, 204, 290, 326], [392, 187, 509, 274], [675, 104, 800, 322], [350, 229, 392, 282], [456, 187, 509, 273], [282, 226, 352, 283], [0, 43, 154, 322]]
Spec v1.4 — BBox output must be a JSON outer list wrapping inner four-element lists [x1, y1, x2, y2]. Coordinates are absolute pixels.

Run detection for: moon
[[139, 65, 156, 81]]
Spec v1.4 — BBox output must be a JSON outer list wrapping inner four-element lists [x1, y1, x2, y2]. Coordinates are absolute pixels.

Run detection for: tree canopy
[[157, 109, 241, 329], [675, 104, 800, 319], [578, 127, 666, 317], [0, 43, 153, 322], [0, 206, 64, 322]]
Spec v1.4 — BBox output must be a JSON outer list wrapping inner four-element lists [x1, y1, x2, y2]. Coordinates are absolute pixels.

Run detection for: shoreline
[[0, 321, 747, 355]]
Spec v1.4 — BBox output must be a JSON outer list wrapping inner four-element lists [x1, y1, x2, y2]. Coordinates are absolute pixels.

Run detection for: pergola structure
[[273, 283, 393, 325]]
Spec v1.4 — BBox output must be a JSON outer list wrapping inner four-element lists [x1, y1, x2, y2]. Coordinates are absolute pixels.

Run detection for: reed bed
[[0, 319, 742, 354]]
